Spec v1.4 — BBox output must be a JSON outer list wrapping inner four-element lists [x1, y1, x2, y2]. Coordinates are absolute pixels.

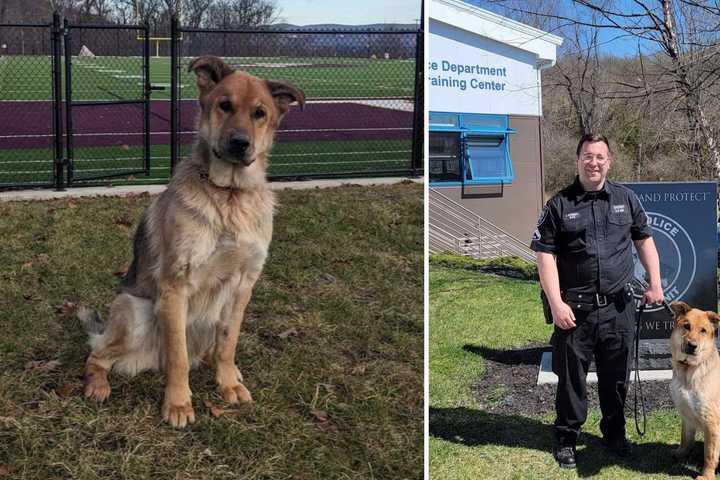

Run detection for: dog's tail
[[77, 306, 105, 336]]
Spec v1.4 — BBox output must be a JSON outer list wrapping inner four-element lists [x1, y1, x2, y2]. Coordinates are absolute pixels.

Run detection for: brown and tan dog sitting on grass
[[81, 56, 304, 428], [670, 301, 720, 480]]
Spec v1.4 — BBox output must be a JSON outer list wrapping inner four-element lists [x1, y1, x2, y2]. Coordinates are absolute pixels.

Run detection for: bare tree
[[205, 0, 279, 29], [551, 25, 608, 135], [108, 0, 134, 23], [47, 0, 79, 16], [160, 0, 181, 16], [182, 0, 211, 28], [487, 0, 720, 180], [125, 0, 164, 24]]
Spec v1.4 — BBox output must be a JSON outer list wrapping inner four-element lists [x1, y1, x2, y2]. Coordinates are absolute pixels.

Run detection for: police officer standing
[[530, 133, 664, 469]]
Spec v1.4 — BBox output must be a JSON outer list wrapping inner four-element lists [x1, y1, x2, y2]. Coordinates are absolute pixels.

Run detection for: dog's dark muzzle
[[220, 134, 255, 166], [682, 342, 698, 356]]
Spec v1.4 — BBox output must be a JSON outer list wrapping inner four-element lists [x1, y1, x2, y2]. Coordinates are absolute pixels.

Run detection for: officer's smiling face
[[577, 141, 612, 190]]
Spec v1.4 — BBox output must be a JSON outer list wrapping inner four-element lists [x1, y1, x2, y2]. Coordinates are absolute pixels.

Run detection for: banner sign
[[626, 182, 718, 340], [429, 19, 541, 116]]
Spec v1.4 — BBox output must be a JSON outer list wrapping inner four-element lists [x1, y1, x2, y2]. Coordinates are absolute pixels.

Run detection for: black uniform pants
[[550, 297, 635, 447]]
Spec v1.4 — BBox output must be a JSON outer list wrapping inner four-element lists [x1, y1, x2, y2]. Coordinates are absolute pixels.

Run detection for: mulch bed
[[470, 342, 676, 416]]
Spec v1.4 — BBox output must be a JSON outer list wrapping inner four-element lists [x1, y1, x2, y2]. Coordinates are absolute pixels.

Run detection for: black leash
[[630, 278, 675, 437], [633, 302, 647, 437]]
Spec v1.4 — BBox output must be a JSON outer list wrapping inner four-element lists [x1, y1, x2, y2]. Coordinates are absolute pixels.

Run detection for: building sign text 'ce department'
[[429, 60, 508, 92]]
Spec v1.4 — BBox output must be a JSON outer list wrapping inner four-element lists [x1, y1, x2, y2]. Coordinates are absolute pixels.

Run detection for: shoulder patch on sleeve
[[537, 205, 549, 227]]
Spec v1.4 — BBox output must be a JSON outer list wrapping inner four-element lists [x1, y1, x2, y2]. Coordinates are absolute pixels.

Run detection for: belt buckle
[[595, 293, 607, 307]]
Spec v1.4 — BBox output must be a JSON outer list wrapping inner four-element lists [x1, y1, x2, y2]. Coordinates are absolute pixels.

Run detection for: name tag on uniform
[[612, 204, 626, 213], [565, 212, 580, 220]]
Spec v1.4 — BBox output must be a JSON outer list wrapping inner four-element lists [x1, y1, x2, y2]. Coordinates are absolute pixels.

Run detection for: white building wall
[[429, 19, 542, 117]]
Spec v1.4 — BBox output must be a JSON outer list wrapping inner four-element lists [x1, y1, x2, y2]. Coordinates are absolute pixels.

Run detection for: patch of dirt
[[469, 343, 675, 417]]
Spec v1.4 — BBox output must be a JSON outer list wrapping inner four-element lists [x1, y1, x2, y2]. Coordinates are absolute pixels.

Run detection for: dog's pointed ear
[[706, 311, 720, 328], [188, 56, 234, 94], [266, 80, 306, 118], [671, 301, 691, 319]]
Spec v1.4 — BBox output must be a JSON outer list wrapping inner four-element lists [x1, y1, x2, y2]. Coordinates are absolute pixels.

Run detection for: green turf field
[[0, 55, 415, 101], [0, 53, 417, 186], [0, 53, 418, 187], [0, 139, 413, 187]]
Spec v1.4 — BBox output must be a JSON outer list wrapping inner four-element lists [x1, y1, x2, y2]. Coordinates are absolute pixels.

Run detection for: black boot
[[553, 445, 577, 469], [602, 437, 632, 457]]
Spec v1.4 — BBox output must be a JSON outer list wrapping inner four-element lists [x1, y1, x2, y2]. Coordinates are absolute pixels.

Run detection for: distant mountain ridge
[[269, 23, 418, 30]]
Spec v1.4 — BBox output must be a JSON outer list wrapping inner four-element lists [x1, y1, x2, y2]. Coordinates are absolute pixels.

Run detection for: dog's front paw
[[84, 369, 111, 402], [162, 389, 195, 428], [220, 383, 253, 404]]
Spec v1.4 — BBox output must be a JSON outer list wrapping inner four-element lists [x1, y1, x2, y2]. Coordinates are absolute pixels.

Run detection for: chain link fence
[[0, 22, 57, 188], [0, 16, 423, 189], [63, 22, 151, 185], [176, 26, 419, 179]]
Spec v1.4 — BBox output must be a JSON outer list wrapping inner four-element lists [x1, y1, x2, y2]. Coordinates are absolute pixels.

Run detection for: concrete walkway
[[0, 177, 423, 202], [537, 351, 673, 384]]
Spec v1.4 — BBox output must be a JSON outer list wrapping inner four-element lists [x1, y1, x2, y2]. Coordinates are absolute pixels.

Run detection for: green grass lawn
[[0, 139, 413, 187], [0, 183, 423, 479], [429, 263, 706, 480], [0, 55, 415, 101]]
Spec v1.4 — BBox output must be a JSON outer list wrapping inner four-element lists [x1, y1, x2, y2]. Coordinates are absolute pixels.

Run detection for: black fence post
[[63, 18, 74, 186], [52, 11, 65, 190], [410, 2, 424, 176], [143, 20, 150, 176], [170, 15, 178, 176]]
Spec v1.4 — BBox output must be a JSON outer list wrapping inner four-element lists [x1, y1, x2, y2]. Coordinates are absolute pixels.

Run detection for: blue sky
[[466, 0, 665, 57], [276, 0, 422, 26]]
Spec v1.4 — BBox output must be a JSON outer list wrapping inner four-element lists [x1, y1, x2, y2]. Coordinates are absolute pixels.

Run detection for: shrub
[[430, 253, 538, 280]]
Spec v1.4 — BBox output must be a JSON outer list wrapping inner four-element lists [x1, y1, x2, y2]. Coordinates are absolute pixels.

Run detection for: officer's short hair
[[576, 133, 612, 156]]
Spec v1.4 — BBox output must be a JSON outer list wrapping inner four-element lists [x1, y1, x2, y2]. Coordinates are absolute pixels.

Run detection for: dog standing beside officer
[[530, 133, 664, 469]]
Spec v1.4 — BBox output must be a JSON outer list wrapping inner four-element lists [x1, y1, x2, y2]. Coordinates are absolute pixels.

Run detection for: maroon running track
[[0, 100, 412, 150]]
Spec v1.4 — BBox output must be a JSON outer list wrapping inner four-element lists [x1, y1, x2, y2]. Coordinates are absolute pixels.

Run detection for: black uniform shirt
[[530, 176, 652, 295]]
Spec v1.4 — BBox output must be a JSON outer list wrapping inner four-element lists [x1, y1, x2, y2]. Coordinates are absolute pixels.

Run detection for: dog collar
[[197, 165, 237, 191]]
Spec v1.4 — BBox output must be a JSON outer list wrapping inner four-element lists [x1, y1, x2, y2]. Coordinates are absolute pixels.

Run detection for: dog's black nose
[[227, 134, 250, 156], [684, 342, 698, 355]]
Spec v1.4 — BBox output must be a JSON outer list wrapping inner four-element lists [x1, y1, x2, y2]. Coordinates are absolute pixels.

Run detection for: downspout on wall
[[536, 57, 556, 204]]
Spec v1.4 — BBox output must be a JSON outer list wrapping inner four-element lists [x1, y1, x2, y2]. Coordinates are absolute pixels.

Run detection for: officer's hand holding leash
[[642, 282, 665, 306]]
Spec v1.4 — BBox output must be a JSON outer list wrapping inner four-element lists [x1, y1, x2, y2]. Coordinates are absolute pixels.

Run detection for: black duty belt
[[562, 290, 628, 311]]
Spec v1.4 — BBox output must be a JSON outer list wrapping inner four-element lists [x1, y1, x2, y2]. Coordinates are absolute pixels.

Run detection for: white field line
[[0, 97, 413, 104], [270, 158, 408, 167], [136, 82, 187, 88], [273, 149, 409, 158], [0, 90, 52, 95], [3, 60, 412, 98], [231, 62, 315, 68], [0, 127, 410, 140], [10, 158, 407, 176], [0, 150, 410, 166]]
